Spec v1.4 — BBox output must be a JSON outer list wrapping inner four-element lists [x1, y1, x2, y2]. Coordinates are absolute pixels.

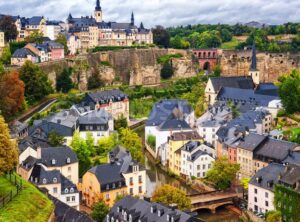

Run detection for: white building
[[45, 21, 62, 40], [248, 163, 285, 214], [180, 141, 215, 179], [66, 34, 81, 55]]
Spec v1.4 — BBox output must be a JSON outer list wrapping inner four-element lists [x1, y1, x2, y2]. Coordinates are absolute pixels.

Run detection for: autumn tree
[[0, 115, 18, 175], [205, 157, 240, 190], [19, 61, 53, 104], [0, 70, 25, 120], [0, 16, 18, 41], [91, 200, 110, 222], [152, 185, 192, 210]]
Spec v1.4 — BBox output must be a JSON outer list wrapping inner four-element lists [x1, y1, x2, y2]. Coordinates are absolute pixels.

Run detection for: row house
[[81, 146, 146, 207]]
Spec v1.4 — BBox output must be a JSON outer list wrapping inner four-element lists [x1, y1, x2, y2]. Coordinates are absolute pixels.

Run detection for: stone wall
[[220, 50, 300, 82], [36, 48, 198, 90]]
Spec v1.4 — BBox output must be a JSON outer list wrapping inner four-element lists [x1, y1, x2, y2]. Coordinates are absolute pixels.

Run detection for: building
[[0, 31, 4, 48], [180, 141, 215, 179], [106, 196, 203, 222], [145, 100, 195, 155], [25, 43, 50, 62], [9, 121, 29, 139], [197, 103, 232, 148], [78, 109, 114, 144], [248, 42, 260, 85], [82, 89, 129, 120], [82, 147, 146, 207], [45, 21, 62, 40], [65, 33, 81, 55], [205, 76, 254, 105], [47, 41, 65, 60], [248, 163, 285, 214], [67, 1, 152, 50], [11, 48, 38, 66], [192, 49, 218, 72], [167, 131, 202, 176]]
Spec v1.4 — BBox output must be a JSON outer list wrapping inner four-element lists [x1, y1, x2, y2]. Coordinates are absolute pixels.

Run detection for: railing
[[0, 173, 23, 208]]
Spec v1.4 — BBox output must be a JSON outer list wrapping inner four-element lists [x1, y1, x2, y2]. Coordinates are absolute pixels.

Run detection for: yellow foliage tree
[[0, 115, 18, 175]]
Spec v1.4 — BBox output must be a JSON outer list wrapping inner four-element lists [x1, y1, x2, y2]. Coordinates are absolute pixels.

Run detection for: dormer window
[[171, 217, 174, 222], [106, 184, 110, 190], [43, 178, 47, 184], [52, 159, 56, 165], [124, 212, 127, 221], [117, 206, 121, 213], [133, 165, 139, 172], [65, 188, 69, 193], [111, 217, 115, 222], [112, 183, 116, 189], [53, 177, 57, 183], [66, 157, 71, 164], [167, 215, 170, 222], [70, 188, 74, 193], [107, 215, 110, 222], [129, 215, 132, 222], [119, 181, 122, 187]]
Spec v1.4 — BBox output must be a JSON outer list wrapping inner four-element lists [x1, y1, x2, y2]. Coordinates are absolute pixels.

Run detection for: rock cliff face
[[220, 50, 300, 82], [38, 48, 198, 90]]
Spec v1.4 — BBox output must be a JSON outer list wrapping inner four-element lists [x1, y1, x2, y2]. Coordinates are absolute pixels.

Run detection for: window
[[208, 164, 211, 168], [43, 178, 47, 184], [112, 183, 116, 189], [53, 177, 57, 183], [67, 197, 70, 202], [254, 188, 257, 194], [129, 177, 133, 185], [254, 197, 257, 202], [265, 192, 268, 198], [265, 201, 269, 207], [203, 164, 206, 170], [139, 186, 142, 193], [106, 184, 110, 190], [65, 188, 69, 193], [106, 193, 110, 200], [66, 158, 71, 164], [53, 187, 57, 193], [70, 188, 74, 193], [130, 188, 133, 195], [52, 159, 56, 165], [119, 181, 122, 187], [138, 175, 142, 183]]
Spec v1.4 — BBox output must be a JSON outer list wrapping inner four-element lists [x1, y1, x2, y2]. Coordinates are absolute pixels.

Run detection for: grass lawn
[[0, 176, 15, 197], [0, 175, 53, 222], [221, 38, 242, 49]]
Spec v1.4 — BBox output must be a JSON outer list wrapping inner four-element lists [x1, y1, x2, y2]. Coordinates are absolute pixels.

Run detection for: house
[[11, 48, 38, 66], [32, 109, 78, 145], [78, 109, 114, 144], [82, 90, 129, 121], [0, 31, 4, 48], [167, 131, 202, 176], [146, 100, 195, 156], [45, 20, 62, 40], [25, 43, 50, 62], [205, 76, 254, 105], [82, 147, 146, 207], [248, 163, 285, 214], [197, 103, 232, 148], [46, 41, 64, 60], [106, 196, 203, 222], [180, 141, 215, 179], [65, 33, 81, 55], [9, 121, 29, 139]]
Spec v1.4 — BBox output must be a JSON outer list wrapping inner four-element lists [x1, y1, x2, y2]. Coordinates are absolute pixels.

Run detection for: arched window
[[53, 177, 57, 183], [43, 178, 47, 184]]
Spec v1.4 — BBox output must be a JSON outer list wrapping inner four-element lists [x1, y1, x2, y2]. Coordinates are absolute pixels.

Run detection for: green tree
[[88, 71, 103, 90], [97, 133, 119, 157], [0, 115, 18, 175], [212, 64, 222, 77], [160, 62, 174, 79], [278, 69, 300, 114], [152, 26, 170, 48], [220, 28, 233, 42], [91, 200, 110, 222], [0, 47, 11, 65], [147, 135, 156, 148], [266, 211, 281, 222], [241, 178, 250, 190], [187, 32, 201, 48], [19, 61, 53, 104], [55, 34, 68, 55], [56, 68, 73, 93], [152, 185, 192, 210], [48, 131, 65, 147], [198, 31, 222, 48], [114, 115, 128, 131], [205, 157, 240, 190], [170, 36, 190, 49], [0, 16, 18, 41], [25, 31, 44, 44]]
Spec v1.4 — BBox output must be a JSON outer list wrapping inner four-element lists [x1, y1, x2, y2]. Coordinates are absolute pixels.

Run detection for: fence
[[0, 173, 23, 208]]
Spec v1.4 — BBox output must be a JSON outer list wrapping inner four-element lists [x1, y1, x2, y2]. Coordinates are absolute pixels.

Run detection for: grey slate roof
[[278, 164, 300, 191], [249, 163, 285, 191], [158, 119, 191, 131], [84, 89, 128, 105], [28, 16, 44, 25], [210, 76, 254, 92], [18, 136, 49, 154], [255, 83, 279, 97], [238, 134, 267, 151], [181, 141, 201, 153], [108, 196, 203, 222], [78, 109, 112, 125], [170, 131, 201, 141], [20, 156, 37, 170], [30, 164, 61, 185], [39, 146, 78, 167], [12, 48, 36, 58], [283, 151, 300, 166], [189, 150, 209, 162]]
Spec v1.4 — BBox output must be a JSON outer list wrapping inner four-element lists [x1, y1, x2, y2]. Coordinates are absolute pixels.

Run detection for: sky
[[1, 0, 300, 28]]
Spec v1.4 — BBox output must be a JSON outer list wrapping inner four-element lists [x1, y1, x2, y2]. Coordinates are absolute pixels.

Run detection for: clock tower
[[94, 0, 102, 22]]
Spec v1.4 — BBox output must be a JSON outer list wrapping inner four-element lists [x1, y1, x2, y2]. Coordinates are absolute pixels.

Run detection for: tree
[[152, 26, 170, 48], [19, 61, 53, 104], [0, 47, 11, 65], [220, 28, 233, 42], [56, 68, 73, 93], [187, 32, 201, 48], [198, 31, 222, 48], [97, 133, 119, 157], [0, 62, 4, 76], [266, 211, 281, 222], [160, 62, 174, 79], [212, 64, 222, 77], [146, 135, 156, 148], [170, 36, 190, 49], [0, 115, 18, 175], [119, 128, 144, 163], [241, 178, 250, 190], [55, 34, 68, 55], [0, 70, 25, 120], [48, 131, 64, 147], [91, 200, 110, 222], [152, 185, 192, 210], [114, 115, 128, 131], [25, 31, 44, 44], [0, 16, 18, 41], [205, 157, 240, 190], [88, 71, 103, 90], [278, 69, 300, 114]]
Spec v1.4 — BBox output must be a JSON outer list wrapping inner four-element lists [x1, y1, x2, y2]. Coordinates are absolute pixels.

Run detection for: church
[[66, 0, 153, 50]]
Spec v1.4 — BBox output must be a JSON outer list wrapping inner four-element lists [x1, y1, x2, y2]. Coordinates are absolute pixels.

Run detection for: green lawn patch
[[0, 175, 54, 222], [221, 38, 242, 49]]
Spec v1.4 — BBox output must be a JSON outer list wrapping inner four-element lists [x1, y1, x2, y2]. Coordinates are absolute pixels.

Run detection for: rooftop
[[169, 131, 201, 141], [39, 146, 78, 167], [209, 76, 254, 92]]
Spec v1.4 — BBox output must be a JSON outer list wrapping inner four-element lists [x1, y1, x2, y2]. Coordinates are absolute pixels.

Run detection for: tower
[[94, 0, 102, 23], [131, 11, 134, 26], [249, 40, 260, 85]]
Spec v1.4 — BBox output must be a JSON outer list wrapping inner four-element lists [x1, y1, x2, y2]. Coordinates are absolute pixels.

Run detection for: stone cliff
[[220, 50, 300, 82], [38, 48, 198, 91]]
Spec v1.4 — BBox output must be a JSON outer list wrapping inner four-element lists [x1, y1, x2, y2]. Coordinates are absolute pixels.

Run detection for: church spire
[[131, 11, 134, 25], [250, 40, 258, 71], [95, 0, 101, 11]]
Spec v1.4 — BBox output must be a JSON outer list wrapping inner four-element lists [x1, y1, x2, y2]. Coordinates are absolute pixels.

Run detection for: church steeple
[[140, 22, 144, 30], [250, 40, 258, 71], [95, 0, 101, 11], [131, 11, 135, 26]]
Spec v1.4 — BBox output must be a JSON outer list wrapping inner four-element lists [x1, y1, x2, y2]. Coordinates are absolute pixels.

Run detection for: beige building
[[0, 31, 4, 48]]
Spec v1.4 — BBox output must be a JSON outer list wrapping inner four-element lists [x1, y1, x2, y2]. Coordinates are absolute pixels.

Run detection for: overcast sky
[[1, 0, 300, 28]]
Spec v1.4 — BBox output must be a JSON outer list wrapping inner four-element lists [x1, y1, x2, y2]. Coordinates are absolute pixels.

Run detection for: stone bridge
[[188, 189, 243, 213]]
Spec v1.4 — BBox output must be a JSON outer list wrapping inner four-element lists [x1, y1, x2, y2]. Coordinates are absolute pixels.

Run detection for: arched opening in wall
[[203, 61, 211, 73]]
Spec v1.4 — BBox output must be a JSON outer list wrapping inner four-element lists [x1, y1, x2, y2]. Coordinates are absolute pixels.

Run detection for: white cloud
[[0, 0, 300, 28]]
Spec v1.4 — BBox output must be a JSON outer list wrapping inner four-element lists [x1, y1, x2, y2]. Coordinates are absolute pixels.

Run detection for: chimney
[[169, 203, 178, 211], [37, 147, 42, 159]]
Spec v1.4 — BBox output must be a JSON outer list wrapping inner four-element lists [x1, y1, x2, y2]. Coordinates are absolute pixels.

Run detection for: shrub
[[147, 135, 156, 148]]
